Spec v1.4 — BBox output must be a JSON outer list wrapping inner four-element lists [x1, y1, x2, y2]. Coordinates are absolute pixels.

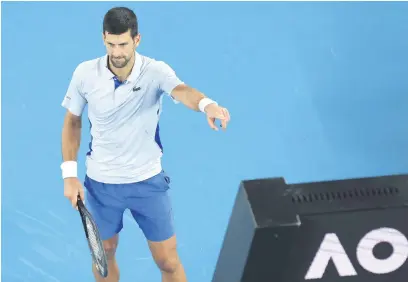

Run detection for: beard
[[110, 55, 132, 68]]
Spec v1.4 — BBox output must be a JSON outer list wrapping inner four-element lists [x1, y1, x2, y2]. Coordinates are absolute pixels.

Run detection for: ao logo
[[305, 227, 408, 280]]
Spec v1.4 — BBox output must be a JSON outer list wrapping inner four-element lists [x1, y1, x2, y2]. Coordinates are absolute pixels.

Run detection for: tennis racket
[[77, 195, 109, 278]]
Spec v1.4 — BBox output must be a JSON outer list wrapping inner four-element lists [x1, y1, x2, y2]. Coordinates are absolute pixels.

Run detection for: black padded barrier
[[212, 174, 408, 282]]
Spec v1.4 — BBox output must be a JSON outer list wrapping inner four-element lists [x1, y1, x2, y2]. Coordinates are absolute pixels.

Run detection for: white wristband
[[61, 161, 78, 179], [198, 97, 217, 113]]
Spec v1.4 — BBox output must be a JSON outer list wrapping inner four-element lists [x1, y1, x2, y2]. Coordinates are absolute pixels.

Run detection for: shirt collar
[[101, 51, 142, 83]]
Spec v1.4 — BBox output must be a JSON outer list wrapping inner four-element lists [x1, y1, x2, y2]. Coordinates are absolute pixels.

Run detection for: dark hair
[[103, 7, 138, 37]]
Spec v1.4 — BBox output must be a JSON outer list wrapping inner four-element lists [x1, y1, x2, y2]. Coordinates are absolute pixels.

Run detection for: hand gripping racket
[[77, 195, 109, 278]]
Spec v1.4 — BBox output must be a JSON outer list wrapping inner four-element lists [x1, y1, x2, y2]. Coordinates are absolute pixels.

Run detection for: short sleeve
[[61, 65, 87, 116], [156, 61, 184, 102]]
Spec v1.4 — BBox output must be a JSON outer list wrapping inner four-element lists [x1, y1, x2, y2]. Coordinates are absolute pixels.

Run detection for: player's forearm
[[172, 84, 206, 111], [61, 114, 82, 162]]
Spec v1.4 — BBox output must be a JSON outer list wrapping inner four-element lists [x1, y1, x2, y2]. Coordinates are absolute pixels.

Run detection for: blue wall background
[[2, 1, 408, 281]]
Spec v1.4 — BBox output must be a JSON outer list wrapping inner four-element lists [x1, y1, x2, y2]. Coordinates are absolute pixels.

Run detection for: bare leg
[[93, 234, 120, 282], [148, 235, 187, 282]]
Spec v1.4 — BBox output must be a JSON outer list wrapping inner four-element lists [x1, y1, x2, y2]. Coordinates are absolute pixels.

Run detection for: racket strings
[[77, 199, 108, 278], [85, 216, 105, 262]]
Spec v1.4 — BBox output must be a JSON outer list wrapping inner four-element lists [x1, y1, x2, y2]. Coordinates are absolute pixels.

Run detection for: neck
[[109, 53, 135, 81]]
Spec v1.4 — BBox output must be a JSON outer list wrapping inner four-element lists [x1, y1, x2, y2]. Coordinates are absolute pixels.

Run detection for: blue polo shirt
[[61, 52, 184, 184]]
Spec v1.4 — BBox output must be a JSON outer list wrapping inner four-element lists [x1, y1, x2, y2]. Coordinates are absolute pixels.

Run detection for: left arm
[[158, 61, 231, 130], [170, 84, 205, 112], [171, 84, 231, 130]]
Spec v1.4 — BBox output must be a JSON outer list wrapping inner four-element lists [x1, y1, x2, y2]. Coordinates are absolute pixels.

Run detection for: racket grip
[[77, 195, 84, 206]]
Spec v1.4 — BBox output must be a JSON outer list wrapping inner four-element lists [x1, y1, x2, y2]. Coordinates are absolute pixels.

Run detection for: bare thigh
[[148, 235, 181, 272]]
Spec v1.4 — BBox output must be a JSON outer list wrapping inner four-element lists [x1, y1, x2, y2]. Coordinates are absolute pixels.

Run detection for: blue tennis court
[[2, 1, 408, 281]]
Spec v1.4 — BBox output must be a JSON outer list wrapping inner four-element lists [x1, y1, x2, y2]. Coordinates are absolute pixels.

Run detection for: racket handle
[[77, 195, 85, 207]]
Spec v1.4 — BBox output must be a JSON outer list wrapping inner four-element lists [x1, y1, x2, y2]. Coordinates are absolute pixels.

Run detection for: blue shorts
[[83, 171, 174, 242]]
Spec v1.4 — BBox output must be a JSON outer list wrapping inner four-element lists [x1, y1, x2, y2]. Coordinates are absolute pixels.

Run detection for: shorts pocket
[[150, 171, 171, 192], [163, 171, 171, 185]]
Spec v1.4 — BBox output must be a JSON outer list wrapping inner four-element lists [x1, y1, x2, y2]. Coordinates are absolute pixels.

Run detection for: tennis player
[[60, 6, 230, 282]]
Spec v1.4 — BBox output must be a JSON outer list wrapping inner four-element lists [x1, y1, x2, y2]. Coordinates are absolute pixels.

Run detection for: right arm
[[60, 65, 87, 207], [60, 64, 87, 167], [62, 111, 82, 162]]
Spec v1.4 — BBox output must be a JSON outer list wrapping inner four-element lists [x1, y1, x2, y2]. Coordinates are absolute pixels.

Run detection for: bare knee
[[149, 236, 182, 274], [156, 255, 181, 273], [103, 235, 119, 260]]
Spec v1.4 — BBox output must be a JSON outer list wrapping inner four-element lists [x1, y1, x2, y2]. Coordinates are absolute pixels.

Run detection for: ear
[[102, 32, 106, 46], [134, 34, 141, 48]]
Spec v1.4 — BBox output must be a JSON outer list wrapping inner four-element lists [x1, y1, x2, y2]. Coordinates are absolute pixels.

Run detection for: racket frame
[[77, 196, 109, 278]]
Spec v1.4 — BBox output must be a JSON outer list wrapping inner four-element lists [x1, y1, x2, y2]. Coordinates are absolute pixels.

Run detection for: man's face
[[103, 29, 140, 68]]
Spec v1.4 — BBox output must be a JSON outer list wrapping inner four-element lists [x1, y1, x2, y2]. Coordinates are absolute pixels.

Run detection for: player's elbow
[[64, 111, 82, 129]]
